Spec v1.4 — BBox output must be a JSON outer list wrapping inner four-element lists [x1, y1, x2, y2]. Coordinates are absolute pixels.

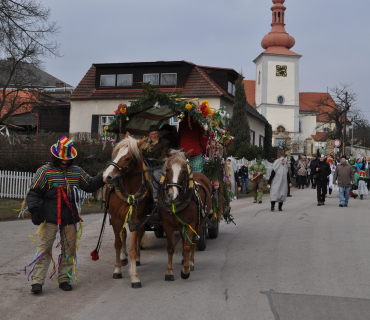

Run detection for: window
[[161, 73, 177, 85], [228, 81, 235, 95], [323, 127, 330, 132], [100, 115, 114, 133], [258, 71, 261, 85], [299, 120, 302, 133], [277, 95, 284, 104], [250, 130, 255, 145], [259, 135, 264, 147], [117, 74, 133, 86], [275, 138, 285, 148], [100, 75, 115, 86], [143, 73, 159, 85]]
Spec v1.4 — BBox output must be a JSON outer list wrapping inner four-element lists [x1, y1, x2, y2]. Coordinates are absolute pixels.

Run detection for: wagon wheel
[[208, 218, 219, 239], [196, 225, 208, 251]]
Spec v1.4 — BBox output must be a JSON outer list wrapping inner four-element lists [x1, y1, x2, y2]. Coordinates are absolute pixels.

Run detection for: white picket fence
[[0, 170, 92, 201], [0, 171, 35, 199]]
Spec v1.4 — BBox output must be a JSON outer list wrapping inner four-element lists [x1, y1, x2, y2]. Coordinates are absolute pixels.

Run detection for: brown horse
[[158, 149, 212, 281], [103, 132, 152, 288]]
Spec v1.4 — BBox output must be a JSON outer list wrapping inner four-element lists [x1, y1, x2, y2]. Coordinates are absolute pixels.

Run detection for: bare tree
[[0, 0, 59, 123], [313, 84, 357, 141]]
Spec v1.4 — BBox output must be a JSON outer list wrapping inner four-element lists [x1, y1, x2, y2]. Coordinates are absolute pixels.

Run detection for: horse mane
[[112, 136, 140, 161], [163, 149, 187, 168]]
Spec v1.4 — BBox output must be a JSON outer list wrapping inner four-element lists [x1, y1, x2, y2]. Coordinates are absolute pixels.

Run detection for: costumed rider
[[141, 125, 170, 198], [225, 157, 241, 200], [249, 156, 267, 204], [353, 170, 369, 199], [178, 113, 208, 173], [26, 137, 106, 294], [267, 157, 292, 211]]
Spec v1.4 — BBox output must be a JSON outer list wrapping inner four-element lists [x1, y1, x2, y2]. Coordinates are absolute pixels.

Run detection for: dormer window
[[161, 73, 177, 86], [117, 74, 133, 86], [228, 81, 235, 95], [100, 75, 115, 86], [143, 73, 159, 85]]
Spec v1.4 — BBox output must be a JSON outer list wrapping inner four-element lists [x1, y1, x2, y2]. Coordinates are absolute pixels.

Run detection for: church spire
[[261, 0, 295, 51]]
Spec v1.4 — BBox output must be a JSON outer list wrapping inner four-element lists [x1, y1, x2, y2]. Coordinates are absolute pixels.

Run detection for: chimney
[[56, 82, 64, 88]]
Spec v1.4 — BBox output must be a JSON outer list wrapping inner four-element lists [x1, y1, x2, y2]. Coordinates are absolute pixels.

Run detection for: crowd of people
[[229, 151, 370, 211]]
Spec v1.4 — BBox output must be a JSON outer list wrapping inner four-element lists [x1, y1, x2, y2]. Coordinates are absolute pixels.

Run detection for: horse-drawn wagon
[[94, 85, 235, 286]]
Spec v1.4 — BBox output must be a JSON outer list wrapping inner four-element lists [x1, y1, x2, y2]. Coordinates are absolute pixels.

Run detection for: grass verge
[[0, 198, 103, 221]]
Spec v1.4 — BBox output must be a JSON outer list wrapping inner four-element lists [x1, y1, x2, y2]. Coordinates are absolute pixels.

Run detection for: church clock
[[276, 65, 287, 77]]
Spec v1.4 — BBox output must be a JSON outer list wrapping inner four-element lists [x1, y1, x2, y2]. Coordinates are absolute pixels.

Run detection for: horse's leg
[[120, 227, 128, 266], [190, 245, 195, 271], [135, 228, 144, 266], [181, 236, 185, 265], [181, 226, 195, 279], [112, 222, 123, 279], [129, 231, 141, 288], [162, 223, 175, 281]]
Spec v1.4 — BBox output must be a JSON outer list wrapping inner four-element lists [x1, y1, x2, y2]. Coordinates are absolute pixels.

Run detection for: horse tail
[[140, 232, 152, 249]]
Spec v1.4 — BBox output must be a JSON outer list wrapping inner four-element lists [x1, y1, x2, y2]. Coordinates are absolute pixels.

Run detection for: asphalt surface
[[1, 188, 370, 320]]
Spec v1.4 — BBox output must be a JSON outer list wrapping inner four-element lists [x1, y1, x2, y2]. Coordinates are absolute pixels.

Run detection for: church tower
[[254, 0, 302, 147]]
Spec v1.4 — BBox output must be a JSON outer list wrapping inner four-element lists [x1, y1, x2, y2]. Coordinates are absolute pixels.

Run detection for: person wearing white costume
[[267, 157, 292, 211], [353, 170, 369, 199], [226, 157, 240, 200], [327, 158, 336, 197]]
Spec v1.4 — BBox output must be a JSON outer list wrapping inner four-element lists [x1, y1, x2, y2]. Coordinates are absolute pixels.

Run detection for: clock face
[[276, 65, 287, 77]]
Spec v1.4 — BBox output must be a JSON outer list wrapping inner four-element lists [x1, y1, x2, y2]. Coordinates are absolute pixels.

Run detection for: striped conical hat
[[50, 136, 77, 160]]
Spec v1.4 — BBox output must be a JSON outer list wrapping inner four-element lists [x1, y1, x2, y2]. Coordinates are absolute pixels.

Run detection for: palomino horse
[[158, 149, 212, 280], [103, 132, 152, 288]]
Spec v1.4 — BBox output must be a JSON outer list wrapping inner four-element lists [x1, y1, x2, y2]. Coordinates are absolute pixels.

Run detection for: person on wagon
[[178, 113, 208, 173], [249, 156, 267, 204], [27, 137, 106, 294], [141, 125, 170, 164]]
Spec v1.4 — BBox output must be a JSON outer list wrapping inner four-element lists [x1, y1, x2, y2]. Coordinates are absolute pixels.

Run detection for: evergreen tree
[[229, 74, 251, 151]]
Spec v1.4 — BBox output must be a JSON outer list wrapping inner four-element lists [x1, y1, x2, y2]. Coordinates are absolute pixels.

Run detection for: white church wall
[[300, 114, 317, 141], [266, 107, 296, 132]]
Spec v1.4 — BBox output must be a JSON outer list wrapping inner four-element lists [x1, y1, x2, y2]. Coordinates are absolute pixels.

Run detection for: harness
[[157, 162, 214, 244]]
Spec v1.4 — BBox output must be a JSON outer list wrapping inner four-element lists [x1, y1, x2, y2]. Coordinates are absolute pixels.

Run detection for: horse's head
[[163, 149, 193, 201], [103, 132, 145, 184]]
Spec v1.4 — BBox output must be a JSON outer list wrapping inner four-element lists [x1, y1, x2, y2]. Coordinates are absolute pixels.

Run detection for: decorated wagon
[[102, 84, 235, 251]]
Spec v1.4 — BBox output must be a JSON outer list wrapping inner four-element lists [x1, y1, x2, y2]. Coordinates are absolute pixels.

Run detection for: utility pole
[[342, 92, 348, 156]]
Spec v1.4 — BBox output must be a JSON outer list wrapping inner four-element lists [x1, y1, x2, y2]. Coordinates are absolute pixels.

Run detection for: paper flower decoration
[[185, 104, 192, 110]]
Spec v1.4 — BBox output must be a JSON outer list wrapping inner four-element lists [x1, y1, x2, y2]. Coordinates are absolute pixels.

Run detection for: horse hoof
[[190, 266, 194, 271], [121, 259, 128, 266], [181, 260, 184, 265], [165, 275, 175, 281], [136, 261, 141, 266], [181, 270, 190, 280], [112, 273, 122, 279], [131, 282, 142, 288]]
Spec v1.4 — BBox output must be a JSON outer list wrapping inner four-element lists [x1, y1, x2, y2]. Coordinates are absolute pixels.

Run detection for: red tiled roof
[[0, 90, 35, 118], [312, 132, 328, 142], [299, 92, 338, 122], [243, 80, 256, 108], [71, 65, 235, 102]]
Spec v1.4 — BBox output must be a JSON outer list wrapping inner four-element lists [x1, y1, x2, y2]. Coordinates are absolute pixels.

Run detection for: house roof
[[71, 64, 235, 102], [0, 60, 73, 89], [246, 103, 268, 124], [312, 132, 328, 142], [299, 92, 339, 122], [243, 80, 256, 108]]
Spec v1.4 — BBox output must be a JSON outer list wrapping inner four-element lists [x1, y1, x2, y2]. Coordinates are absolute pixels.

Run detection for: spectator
[[314, 154, 331, 206], [296, 155, 308, 189], [238, 161, 250, 194], [333, 155, 355, 207]]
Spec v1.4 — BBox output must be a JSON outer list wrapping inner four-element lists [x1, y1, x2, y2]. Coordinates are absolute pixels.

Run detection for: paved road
[[1, 188, 370, 320]]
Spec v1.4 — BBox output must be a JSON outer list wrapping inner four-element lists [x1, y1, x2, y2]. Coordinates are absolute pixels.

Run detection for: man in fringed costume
[[26, 137, 105, 294]]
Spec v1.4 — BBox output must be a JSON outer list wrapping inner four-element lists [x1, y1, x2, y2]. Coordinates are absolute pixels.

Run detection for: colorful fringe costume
[[24, 137, 105, 287]]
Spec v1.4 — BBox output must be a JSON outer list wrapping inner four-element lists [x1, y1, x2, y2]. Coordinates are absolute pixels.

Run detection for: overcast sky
[[43, 0, 370, 118]]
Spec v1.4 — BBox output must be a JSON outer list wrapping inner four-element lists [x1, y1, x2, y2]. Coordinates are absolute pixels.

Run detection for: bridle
[[108, 158, 136, 177]]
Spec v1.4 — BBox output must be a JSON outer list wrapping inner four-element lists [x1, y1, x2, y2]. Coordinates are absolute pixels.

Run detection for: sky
[[43, 0, 370, 118]]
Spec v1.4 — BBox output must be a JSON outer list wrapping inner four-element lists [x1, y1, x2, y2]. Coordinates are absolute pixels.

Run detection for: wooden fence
[[0, 171, 35, 199]]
